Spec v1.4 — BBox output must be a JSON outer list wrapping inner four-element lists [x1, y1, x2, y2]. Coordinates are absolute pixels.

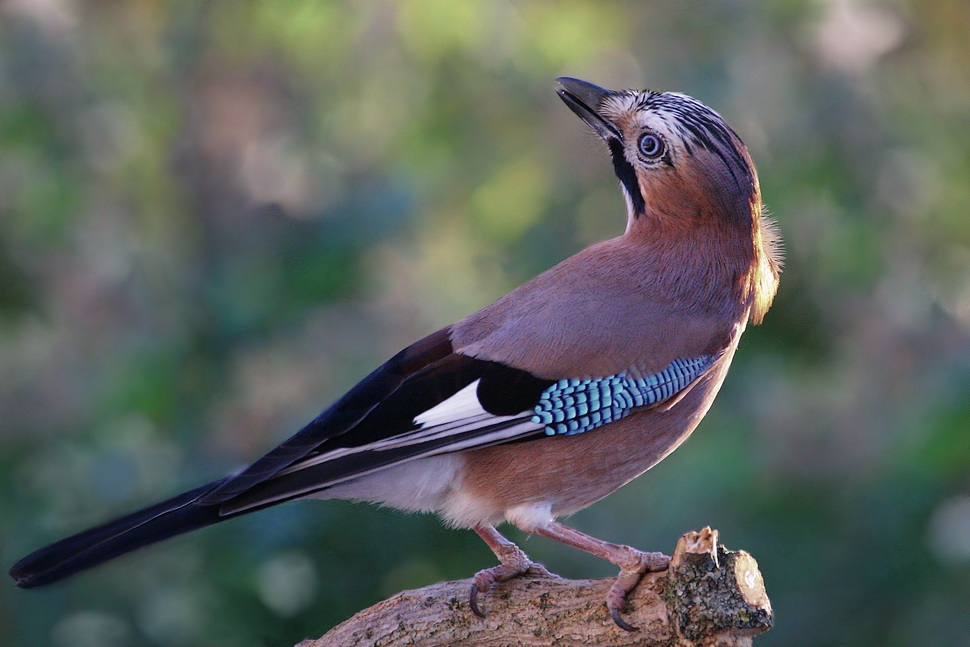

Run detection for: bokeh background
[[1, 1, 968, 645]]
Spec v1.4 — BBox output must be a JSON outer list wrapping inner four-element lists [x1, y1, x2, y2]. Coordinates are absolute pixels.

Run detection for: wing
[[204, 323, 716, 515], [201, 327, 553, 505]]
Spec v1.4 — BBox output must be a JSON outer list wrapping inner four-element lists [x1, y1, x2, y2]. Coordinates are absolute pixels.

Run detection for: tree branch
[[297, 528, 772, 647]]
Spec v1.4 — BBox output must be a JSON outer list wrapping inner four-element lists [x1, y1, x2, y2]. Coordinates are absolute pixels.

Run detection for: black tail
[[10, 478, 235, 588]]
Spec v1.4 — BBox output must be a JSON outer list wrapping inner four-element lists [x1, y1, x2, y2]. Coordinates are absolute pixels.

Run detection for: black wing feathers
[[335, 355, 553, 447], [476, 362, 553, 415], [333, 353, 483, 447], [220, 416, 533, 514], [219, 359, 555, 514], [202, 328, 553, 504], [10, 327, 555, 587], [202, 327, 457, 503]]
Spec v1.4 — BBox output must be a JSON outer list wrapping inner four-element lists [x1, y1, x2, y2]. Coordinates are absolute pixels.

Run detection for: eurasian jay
[[10, 77, 782, 630]]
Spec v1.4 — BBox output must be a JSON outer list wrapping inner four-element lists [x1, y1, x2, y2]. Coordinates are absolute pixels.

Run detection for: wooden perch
[[296, 528, 772, 647]]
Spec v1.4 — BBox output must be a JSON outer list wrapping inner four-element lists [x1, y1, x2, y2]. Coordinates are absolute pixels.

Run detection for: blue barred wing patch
[[531, 356, 714, 436]]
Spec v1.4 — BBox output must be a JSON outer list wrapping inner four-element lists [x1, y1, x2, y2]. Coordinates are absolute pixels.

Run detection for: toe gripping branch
[[313, 527, 773, 646], [468, 525, 556, 618], [603, 545, 670, 631], [466, 526, 772, 640]]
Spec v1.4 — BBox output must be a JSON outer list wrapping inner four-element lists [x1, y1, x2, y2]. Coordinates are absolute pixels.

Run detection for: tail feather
[[10, 478, 233, 588]]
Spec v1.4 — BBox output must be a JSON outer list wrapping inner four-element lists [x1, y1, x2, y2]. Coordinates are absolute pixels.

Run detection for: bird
[[9, 76, 782, 630]]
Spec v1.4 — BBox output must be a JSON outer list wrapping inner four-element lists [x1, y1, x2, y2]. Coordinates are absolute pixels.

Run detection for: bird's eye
[[637, 133, 665, 160]]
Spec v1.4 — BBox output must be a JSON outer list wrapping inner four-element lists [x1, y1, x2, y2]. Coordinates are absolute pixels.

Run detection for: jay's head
[[557, 77, 782, 322], [556, 77, 761, 235]]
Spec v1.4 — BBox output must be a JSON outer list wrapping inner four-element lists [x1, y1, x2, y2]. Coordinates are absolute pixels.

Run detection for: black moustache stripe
[[608, 139, 646, 216]]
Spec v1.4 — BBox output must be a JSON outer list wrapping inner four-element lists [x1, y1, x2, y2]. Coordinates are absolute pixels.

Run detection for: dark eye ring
[[638, 133, 665, 159]]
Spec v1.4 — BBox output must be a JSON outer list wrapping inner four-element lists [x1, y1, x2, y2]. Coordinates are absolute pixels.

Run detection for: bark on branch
[[297, 528, 772, 647]]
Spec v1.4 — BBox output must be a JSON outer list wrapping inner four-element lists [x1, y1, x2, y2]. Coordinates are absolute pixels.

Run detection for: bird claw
[[469, 582, 487, 618], [609, 603, 638, 632], [468, 556, 549, 618], [606, 549, 671, 631]]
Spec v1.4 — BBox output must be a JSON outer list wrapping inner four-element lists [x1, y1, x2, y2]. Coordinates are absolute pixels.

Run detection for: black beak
[[556, 76, 647, 217], [555, 77, 622, 141]]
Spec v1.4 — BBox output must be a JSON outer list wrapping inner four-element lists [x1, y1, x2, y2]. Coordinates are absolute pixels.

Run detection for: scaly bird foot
[[605, 547, 671, 631], [468, 544, 557, 618]]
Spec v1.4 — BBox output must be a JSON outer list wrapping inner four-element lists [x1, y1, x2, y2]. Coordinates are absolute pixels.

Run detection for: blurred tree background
[[1, 1, 968, 645]]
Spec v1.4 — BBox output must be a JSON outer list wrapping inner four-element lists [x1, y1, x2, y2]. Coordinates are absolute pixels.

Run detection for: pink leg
[[531, 521, 670, 631], [469, 524, 556, 618]]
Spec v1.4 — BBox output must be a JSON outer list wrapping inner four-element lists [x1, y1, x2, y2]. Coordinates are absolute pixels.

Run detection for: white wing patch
[[414, 380, 487, 427], [390, 379, 538, 448], [275, 379, 541, 477]]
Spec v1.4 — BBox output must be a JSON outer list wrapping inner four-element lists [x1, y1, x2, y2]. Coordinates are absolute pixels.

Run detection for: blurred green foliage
[[2, 1, 969, 646]]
